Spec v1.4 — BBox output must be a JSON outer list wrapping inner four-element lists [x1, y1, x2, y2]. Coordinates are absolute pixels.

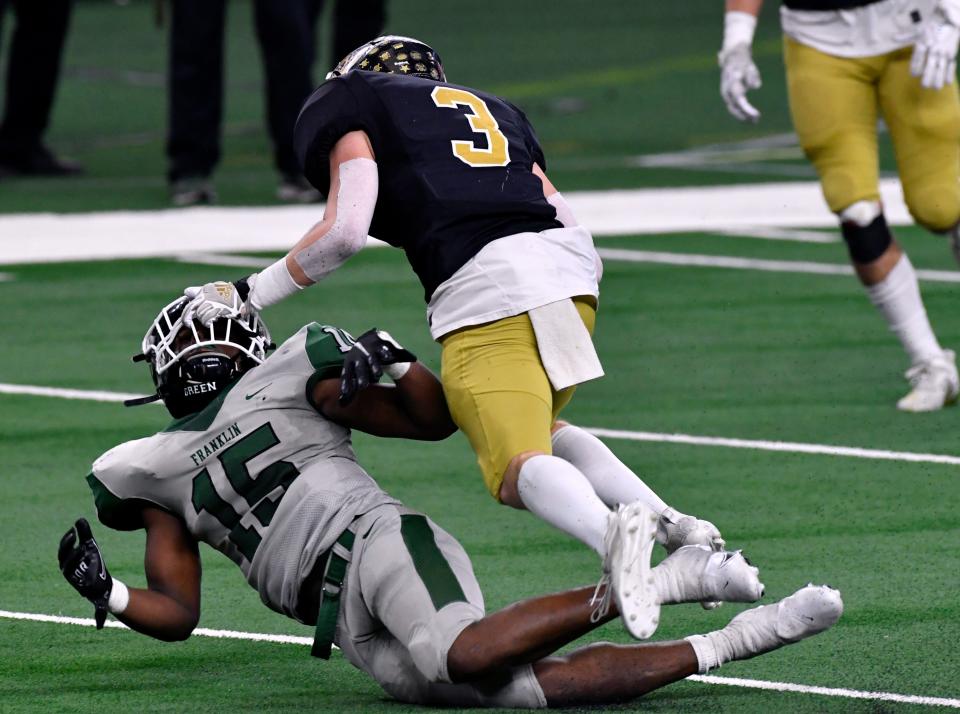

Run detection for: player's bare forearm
[[385, 362, 457, 440], [726, 0, 763, 15], [118, 508, 201, 641], [315, 365, 456, 440], [116, 586, 200, 641]]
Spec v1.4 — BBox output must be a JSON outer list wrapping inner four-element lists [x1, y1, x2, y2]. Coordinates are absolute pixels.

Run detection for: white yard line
[[0, 383, 148, 403], [3, 382, 959, 466], [0, 179, 916, 265], [2, 609, 957, 708], [596, 248, 960, 283], [714, 226, 839, 244]]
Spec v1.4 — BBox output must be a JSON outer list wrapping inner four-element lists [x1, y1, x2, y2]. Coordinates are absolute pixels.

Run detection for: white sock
[[684, 633, 724, 674], [517, 454, 611, 558], [551, 424, 669, 513], [866, 255, 943, 365]]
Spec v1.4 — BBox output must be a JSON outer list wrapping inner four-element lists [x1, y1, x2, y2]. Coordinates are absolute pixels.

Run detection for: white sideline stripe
[[0, 383, 148, 403], [2, 610, 957, 709], [690, 675, 960, 709], [0, 610, 313, 646], [3, 382, 960, 466], [174, 252, 276, 268], [0, 179, 914, 265], [586, 427, 960, 466], [596, 248, 960, 284]]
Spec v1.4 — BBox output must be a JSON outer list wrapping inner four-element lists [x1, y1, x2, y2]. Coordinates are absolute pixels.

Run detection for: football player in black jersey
[[720, 0, 960, 411], [183, 36, 727, 635]]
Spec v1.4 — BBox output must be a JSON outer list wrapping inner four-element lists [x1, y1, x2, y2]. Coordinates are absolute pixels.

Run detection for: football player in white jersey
[[720, 0, 960, 410], [58, 298, 842, 708], [180, 36, 730, 635]]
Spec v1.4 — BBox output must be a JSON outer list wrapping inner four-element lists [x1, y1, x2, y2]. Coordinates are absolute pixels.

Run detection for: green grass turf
[[0, 0, 902, 213], [1, 237, 959, 712]]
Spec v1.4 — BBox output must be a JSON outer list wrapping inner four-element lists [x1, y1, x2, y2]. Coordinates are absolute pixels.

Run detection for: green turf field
[[2, 1, 960, 712]]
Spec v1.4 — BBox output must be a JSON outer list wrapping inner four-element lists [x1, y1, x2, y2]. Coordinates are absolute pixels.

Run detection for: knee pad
[[839, 201, 892, 263]]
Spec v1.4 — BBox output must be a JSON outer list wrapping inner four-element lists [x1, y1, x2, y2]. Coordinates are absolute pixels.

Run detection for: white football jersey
[[87, 323, 400, 620]]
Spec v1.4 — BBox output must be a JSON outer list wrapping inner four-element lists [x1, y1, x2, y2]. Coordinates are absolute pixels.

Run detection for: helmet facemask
[[326, 35, 445, 82], [131, 297, 271, 418]]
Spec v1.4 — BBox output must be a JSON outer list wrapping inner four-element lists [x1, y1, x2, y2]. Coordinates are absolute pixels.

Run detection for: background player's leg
[[870, 48, 960, 410], [786, 38, 952, 410]]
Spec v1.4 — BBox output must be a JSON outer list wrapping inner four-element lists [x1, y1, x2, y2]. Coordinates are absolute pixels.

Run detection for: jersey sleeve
[[302, 323, 356, 409], [505, 99, 547, 171], [86, 440, 161, 531], [294, 78, 374, 196]]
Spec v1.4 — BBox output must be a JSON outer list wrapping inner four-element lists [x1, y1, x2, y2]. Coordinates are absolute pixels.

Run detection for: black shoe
[[0, 145, 84, 177], [277, 173, 321, 203], [170, 176, 217, 207]]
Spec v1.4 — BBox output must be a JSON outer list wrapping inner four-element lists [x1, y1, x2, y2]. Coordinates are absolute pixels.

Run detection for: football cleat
[[658, 508, 726, 609], [896, 349, 958, 412], [719, 584, 843, 660], [602, 501, 660, 640], [652, 545, 764, 605]]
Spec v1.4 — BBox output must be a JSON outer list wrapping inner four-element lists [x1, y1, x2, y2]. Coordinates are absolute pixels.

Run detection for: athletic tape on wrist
[[108, 579, 130, 615], [384, 362, 411, 380], [248, 260, 303, 311], [722, 11, 757, 52]]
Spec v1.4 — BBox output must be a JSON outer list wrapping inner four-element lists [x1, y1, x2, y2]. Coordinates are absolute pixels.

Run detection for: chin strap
[[123, 393, 162, 408], [125, 352, 162, 407]]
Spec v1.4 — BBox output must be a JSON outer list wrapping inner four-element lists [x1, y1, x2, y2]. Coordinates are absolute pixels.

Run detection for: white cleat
[[658, 508, 726, 609], [723, 584, 843, 659], [897, 350, 959, 412], [653, 545, 764, 605], [602, 501, 660, 640]]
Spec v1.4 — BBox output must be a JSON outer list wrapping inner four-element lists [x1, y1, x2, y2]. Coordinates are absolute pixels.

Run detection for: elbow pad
[[293, 158, 378, 282]]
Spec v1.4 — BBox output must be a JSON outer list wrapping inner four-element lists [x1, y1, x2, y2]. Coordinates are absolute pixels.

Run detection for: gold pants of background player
[[784, 36, 960, 231], [440, 297, 596, 500]]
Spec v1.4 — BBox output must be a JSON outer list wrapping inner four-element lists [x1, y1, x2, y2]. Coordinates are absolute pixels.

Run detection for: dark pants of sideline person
[[166, 0, 386, 184], [0, 0, 78, 173]]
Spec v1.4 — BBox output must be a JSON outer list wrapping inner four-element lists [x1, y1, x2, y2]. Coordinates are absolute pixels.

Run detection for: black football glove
[[339, 328, 417, 405], [58, 518, 113, 629]]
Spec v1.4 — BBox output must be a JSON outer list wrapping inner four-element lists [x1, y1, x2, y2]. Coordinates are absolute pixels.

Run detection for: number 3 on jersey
[[431, 86, 511, 168]]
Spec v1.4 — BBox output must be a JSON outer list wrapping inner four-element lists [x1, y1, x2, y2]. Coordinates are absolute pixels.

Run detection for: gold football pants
[[784, 36, 960, 231], [439, 297, 597, 501]]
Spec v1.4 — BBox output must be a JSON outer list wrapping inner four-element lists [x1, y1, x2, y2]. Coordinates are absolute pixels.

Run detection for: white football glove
[[719, 44, 762, 122], [183, 281, 245, 327], [911, 1, 960, 90]]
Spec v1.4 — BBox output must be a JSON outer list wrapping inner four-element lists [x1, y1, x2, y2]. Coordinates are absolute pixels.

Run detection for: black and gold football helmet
[[327, 35, 445, 82]]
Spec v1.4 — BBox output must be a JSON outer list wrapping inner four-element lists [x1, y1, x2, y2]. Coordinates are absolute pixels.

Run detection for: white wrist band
[[722, 11, 757, 52], [249, 259, 303, 311], [384, 362, 412, 380], [108, 578, 130, 615]]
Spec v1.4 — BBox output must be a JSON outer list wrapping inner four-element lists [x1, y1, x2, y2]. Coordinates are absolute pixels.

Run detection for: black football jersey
[[293, 71, 562, 302]]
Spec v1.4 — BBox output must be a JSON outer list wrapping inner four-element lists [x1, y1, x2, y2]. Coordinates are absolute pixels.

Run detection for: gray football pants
[[335, 504, 547, 708]]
